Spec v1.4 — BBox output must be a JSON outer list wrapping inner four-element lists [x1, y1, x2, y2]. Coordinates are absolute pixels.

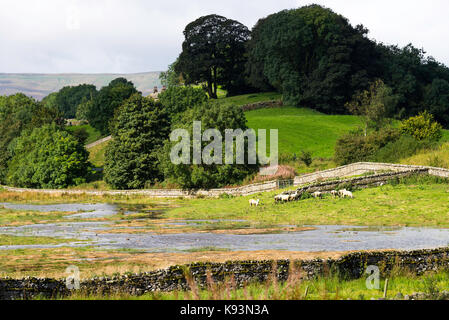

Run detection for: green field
[[88, 139, 109, 167], [245, 107, 362, 158]]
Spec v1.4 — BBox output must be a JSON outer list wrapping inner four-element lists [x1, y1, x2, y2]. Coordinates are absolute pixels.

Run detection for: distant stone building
[[148, 85, 167, 100]]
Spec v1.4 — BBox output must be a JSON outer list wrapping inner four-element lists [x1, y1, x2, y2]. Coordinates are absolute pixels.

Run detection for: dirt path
[[85, 135, 112, 149]]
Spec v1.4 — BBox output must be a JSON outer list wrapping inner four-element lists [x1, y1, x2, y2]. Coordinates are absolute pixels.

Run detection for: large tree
[[6, 124, 90, 189], [158, 86, 208, 122], [0, 94, 63, 182], [104, 94, 171, 189], [50, 84, 97, 119], [176, 14, 251, 98], [86, 78, 138, 135], [159, 102, 259, 189], [247, 5, 381, 113]]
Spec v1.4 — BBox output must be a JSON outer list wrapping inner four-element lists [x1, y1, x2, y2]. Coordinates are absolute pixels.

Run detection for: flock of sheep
[[249, 189, 354, 207]]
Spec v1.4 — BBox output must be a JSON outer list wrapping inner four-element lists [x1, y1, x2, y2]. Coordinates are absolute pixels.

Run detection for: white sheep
[[312, 191, 323, 199], [288, 191, 300, 201], [249, 199, 260, 207], [280, 194, 291, 203], [340, 190, 354, 199], [338, 189, 347, 197], [330, 190, 338, 198]]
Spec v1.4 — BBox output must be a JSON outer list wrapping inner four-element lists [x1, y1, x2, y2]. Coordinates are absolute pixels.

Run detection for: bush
[[299, 150, 313, 167], [374, 135, 435, 163], [334, 128, 400, 165], [400, 111, 443, 142], [6, 124, 90, 189]]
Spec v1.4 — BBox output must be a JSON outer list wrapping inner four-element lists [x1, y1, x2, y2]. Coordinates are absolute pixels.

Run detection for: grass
[[401, 142, 449, 168], [0, 234, 79, 246], [165, 176, 449, 228], [0, 207, 75, 226], [66, 124, 103, 145], [2, 176, 449, 228], [88, 139, 109, 168], [245, 107, 362, 158], [40, 267, 449, 300]]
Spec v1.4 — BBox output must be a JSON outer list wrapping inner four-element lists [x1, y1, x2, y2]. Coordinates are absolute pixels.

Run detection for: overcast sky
[[1, 0, 448, 74]]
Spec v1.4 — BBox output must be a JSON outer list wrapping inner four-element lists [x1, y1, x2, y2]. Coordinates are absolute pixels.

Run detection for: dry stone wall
[[2, 162, 449, 198], [289, 168, 429, 196], [2, 248, 449, 300], [241, 100, 283, 112]]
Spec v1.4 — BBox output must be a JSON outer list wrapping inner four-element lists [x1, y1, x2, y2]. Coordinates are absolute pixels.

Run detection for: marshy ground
[[1, 175, 449, 284]]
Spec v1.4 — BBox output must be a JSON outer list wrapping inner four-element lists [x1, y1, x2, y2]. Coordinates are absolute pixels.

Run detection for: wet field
[[1, 202, 449, 252]]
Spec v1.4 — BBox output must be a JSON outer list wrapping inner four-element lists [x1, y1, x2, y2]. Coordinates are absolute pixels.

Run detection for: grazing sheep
[[274, 195, 282, 203], [312, 191, 323, 199], [249, 199, 260, 207], [292, 191, 302, 201], [338, 189, 347, 197], [280, 194, 291, 203], [288, 191, 300, 201], [340, 190, 354, 199], [330, 190, 338, 198]]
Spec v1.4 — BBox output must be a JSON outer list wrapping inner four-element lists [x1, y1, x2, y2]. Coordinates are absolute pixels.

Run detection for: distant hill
[[0, 72, 161, 100]]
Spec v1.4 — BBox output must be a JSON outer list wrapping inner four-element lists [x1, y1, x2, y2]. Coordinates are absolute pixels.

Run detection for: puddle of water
[[0, 222, 449, 253]]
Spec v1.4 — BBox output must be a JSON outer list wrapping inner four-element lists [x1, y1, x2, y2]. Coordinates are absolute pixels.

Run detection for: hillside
[[245, 107, 362, 158], [0, 72, 161, 100]]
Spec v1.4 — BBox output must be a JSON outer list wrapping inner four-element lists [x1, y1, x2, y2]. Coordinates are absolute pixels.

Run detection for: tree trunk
[[210, 67, 218, 99]]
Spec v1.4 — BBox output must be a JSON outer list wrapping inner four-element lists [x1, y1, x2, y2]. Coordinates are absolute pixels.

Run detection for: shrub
[[374, 135, 435, 163], [6, 124, 90, 189], [400, 111, 443, 142], [334, 128, 400, 165], [299, 150, 313, 167]]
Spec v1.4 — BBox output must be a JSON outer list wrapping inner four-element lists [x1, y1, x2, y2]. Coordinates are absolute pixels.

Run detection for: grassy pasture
[[245, 107, 362, 158]]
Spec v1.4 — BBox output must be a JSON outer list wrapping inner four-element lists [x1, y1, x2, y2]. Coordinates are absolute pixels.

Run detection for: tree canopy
[[6, 124, 90, 189], [0, 93, 63, 182], [246, 5, 381, 113], [159, 102, 259, 189], [50, 84, 97, 119], [104, 94, 171, 189], [176, 14, 251, 98], [86, 78, 138, 135], [158, 86, 208, 122]]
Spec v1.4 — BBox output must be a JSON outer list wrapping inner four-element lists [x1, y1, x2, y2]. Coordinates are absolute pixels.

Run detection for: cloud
[[0, 0, 448, 73]]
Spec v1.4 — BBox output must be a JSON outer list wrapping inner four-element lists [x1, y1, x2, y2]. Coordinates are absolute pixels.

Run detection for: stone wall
[[241, 100, 283, 112], [1, 162, 449, 198], [2, 248, 449, 300], [0, 180, 281, 198], [293, 162, 449, 186], [287, 168, 429, 196]]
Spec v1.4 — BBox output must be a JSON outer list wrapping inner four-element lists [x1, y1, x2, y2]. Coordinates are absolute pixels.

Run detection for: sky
[[1, 0, 448, 74]]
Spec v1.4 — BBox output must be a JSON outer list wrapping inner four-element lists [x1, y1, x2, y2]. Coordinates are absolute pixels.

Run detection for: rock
[[395, 292, 404, 300]]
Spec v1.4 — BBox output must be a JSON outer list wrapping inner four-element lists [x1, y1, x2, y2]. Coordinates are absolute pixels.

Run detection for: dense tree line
[[0, 94, 89, 188], [172, 5, 449, 127], [43, 84, 97, 119]]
